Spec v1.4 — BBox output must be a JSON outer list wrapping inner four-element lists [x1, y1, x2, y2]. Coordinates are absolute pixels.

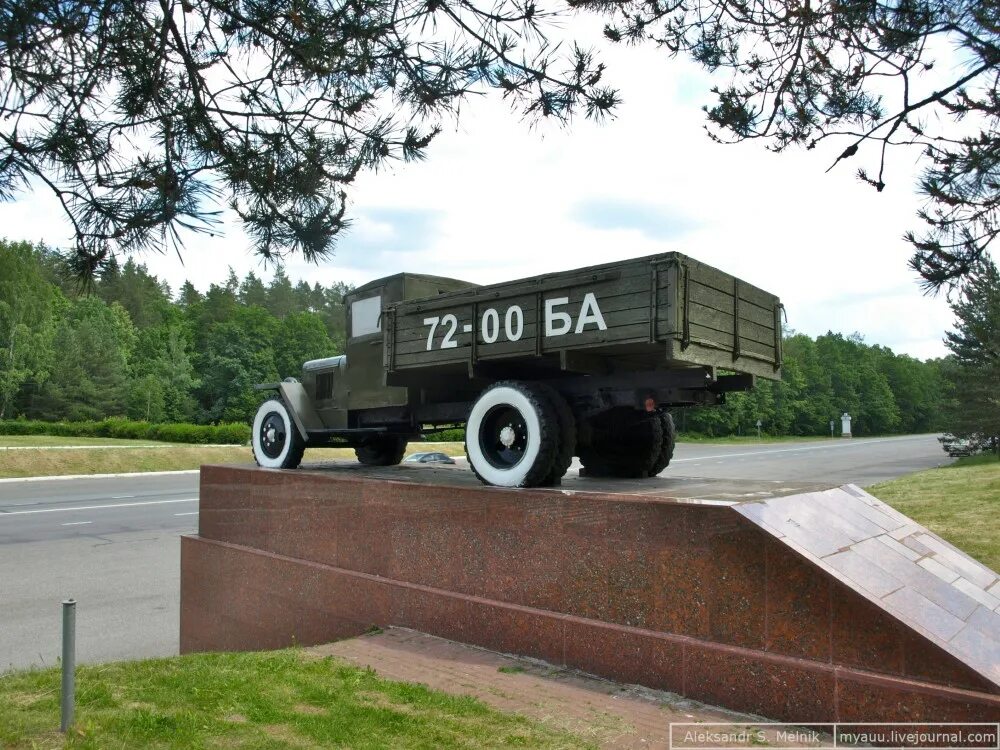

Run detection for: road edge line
[[0, 470, 201, 484]]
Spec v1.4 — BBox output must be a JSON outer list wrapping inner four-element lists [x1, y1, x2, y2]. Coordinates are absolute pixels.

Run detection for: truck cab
[[252, 273, 479, 471], [339, 273, 478, 416]]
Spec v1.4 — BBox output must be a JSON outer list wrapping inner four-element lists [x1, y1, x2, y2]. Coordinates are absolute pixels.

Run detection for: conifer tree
[[943, 259, 1000, 450], [1, 0, 616, 277]]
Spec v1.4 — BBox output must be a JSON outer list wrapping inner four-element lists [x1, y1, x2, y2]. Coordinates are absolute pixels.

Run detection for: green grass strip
[[0, 649, 589, 749], [869, 454, 1000, 571]]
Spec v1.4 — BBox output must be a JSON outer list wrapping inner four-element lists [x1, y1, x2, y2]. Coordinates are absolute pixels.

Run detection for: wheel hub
[[499, 425, 516, 448], [480, 405, 529, 469], [259, 412, 287, 459]]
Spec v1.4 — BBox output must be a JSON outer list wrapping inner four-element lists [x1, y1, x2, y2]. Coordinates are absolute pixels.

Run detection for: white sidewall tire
[[252, 399, 295, 469], [466, 386, 543, 487]]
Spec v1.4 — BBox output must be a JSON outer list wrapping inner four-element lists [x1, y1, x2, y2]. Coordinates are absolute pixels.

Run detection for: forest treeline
[[1, 240, 949, 436], [1, 240, 347, 425]]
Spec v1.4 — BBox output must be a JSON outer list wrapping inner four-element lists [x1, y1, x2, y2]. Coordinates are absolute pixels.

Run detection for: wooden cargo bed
[[383, 252, 782, 382]]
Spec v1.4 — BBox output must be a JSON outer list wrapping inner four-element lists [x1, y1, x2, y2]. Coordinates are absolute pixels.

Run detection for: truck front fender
[[274, 381, 325, 442]]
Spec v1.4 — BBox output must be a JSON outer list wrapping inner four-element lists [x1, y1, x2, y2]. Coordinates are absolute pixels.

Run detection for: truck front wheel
[[355, 436, 408, 466], [465, 381, 559, 488], [252, 397, 306, 470]]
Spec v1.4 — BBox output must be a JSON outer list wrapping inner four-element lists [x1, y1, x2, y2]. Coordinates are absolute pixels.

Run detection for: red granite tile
[[601, 502, 705, 632], [738, 498, 855, 558], [198, 466, 260, 545], [330, 481, 394, 576], [883, 587, 968, 641], [266, 498, 337, 566], [903, 629, 1000, 694], [474, 491, 590, 613], [559, 494, 608, 537], [854, 538, 979, 622], [915, 533, 999, 591], [835, 671, 1000, 722], [480, 526, 569, 611], [683, 645, 836, 722], [180, 536, 388, 653], [199, 465, 249, 512], [705, 519, 766, 649], [824, 549, 904, 598], [563, 619, 685, 694], [559, 530, 612, 621], [646, 542, 711, 639], [388, 584, 473, 644], [385, 499, 482, 590], [250, 467, 301, 510], [604, 499, 689, 547], [605, 541, 655, 628], [462, 600, 566, 665], [765, 536, 832, 661], [687, 504, 746, 541], [831, 583, 905, 675]]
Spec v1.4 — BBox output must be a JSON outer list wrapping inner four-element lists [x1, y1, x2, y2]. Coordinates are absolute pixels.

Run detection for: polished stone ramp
[[181, 463, 1000, 724], [735, 485, 1000, 691]]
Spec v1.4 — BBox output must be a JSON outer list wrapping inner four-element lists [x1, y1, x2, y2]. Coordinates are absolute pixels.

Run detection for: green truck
[[251, 252, 783, 487]]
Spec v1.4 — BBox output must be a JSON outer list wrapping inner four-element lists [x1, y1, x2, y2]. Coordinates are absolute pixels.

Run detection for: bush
[[213, 423, 253, 444], [105, 417, 152, 440], [420, 427, 465, 442], [0, 419, 250, 445]]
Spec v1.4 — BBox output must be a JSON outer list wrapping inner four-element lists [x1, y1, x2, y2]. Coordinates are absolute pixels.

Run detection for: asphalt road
[[0, 434, 950, 672], [663, 433, 949, 486]]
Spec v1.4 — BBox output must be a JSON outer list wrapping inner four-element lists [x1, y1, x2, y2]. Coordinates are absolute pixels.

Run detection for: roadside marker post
[[61, 599, 75, 732]]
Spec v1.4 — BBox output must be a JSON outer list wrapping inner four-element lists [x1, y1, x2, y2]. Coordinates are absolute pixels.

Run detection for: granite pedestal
[[180, 463, 1000, 723]]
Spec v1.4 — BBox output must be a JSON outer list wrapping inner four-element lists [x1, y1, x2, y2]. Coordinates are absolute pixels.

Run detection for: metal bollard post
[[61, 599, 76, 732]]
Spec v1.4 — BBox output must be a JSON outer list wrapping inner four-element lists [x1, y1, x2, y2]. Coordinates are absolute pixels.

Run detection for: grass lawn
[[0, 435, 172, 447], [0, 446, 254, 478], [868, 454, 1000, 571], [0, 442, 469, 478], [0, 650, 587, 749]]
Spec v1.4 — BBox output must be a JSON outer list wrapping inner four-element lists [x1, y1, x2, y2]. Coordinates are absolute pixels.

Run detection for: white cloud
[[0, 15, 954, 358]]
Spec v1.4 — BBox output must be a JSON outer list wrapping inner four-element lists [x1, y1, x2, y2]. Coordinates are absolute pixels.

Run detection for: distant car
[[939, 433, 997, 457], [946, 438, 974, 457], [939, 433, 960, 453], [403, 452, 457, 465]]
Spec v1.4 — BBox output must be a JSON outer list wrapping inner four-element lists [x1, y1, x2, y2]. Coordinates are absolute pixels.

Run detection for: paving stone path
[[309, 627, 826, 749]]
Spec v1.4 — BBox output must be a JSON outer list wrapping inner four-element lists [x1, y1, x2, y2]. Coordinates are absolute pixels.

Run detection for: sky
[[0, 16, 957, 360]]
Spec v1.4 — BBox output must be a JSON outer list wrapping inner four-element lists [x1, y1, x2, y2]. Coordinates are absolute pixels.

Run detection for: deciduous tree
[[0, 240, 57, 418], [273, 311, 336, 377]]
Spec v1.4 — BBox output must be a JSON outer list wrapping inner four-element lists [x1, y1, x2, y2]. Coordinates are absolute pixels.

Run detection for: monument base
[[181, 463, 1000, 723]]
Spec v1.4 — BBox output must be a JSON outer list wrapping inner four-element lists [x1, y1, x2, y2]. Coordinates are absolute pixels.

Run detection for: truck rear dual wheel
[[649, 411, 677, 476], [356, 436, 408, 466], [466, 381, 569, 488], [578, 408, 675, 478], [252, 397, 306, 470]]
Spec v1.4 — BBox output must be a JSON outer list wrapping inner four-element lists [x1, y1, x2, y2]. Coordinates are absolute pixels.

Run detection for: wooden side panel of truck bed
[[383, 252, 783, 381]]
